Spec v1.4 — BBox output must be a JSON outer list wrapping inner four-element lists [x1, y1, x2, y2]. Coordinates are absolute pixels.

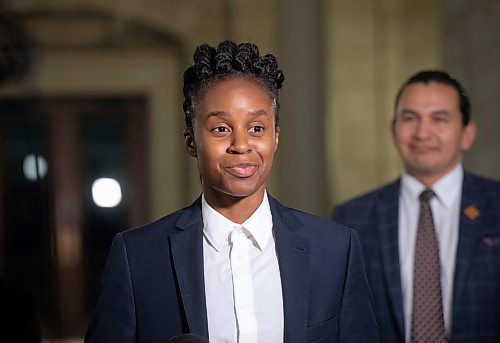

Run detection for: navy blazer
[[332, 172, 500, 343], [85, 195, 378, 342]]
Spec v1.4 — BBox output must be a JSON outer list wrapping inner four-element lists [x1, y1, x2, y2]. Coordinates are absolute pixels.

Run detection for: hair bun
[[183, 40, 284, 129]]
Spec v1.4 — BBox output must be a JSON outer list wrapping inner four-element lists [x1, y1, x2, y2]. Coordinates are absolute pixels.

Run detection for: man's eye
[[401, 114, 416, 122], [433, 115, 448, 123]]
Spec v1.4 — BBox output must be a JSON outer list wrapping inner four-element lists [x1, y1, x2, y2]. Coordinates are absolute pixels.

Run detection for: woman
[[85, 40, 378, 343]]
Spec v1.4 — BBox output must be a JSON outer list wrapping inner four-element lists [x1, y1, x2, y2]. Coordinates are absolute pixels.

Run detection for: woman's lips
[[226, 163, 258, 177]]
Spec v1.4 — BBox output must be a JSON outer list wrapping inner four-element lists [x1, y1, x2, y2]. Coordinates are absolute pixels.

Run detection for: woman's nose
[[227, 130, 251, 154]]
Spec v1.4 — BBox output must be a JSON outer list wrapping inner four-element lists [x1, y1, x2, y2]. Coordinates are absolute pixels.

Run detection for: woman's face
[[185, 76, 279, 207]]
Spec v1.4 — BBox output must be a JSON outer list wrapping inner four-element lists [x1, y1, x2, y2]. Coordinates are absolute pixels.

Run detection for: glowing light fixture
[[91, 178, 122, 208], [23, 154, 48, 181]]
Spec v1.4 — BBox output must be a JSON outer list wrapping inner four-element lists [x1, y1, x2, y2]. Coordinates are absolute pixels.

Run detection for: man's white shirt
[[398, 164, 463, 342]]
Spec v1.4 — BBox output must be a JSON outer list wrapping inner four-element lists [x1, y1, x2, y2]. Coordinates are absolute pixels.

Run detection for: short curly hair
[[182, 40, 285, 129]]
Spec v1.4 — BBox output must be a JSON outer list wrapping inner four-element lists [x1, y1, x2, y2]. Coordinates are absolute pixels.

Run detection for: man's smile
[[409, 143, 438, 154]]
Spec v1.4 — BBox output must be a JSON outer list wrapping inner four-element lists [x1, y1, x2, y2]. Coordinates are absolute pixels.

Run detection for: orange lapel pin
[[463, 205, 480, 220]]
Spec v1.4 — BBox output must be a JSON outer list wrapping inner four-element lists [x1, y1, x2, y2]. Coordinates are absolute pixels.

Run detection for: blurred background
[[0, 0, 498, 341]]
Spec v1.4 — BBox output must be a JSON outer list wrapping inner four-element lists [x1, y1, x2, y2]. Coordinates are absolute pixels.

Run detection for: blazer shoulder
[[121, 198, 202, 243], [465, 171, 500, 193], [270, 197, 355, 239], [333, 179, 399, 215]]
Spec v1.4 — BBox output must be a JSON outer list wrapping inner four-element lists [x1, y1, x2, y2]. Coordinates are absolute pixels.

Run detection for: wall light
[[23, 154, 48, 181], [91, 178, 122, 208]]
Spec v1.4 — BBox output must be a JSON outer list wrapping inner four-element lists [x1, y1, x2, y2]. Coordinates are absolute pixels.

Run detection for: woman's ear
[[184, 129, 197, 157], [274, 126, 280, 152]]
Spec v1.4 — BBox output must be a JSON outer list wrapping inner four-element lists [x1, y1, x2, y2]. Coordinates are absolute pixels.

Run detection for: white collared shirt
[[202, 192, 284, 343], [399, 164, 463, 342]]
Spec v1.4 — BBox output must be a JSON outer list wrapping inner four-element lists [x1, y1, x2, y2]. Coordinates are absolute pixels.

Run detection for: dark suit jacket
[[85, 195, 378, 342], [332, 172, 500, 343]]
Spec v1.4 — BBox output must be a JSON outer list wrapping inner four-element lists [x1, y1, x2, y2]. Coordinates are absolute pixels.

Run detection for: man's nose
[[414, 118, 432, 139]]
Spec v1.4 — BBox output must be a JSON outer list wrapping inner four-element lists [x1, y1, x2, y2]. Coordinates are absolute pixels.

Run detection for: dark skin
[[184, 76, 279, 223]]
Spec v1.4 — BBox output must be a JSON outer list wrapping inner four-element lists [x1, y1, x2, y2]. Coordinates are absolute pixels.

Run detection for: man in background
[[333, 70, 500, 342]]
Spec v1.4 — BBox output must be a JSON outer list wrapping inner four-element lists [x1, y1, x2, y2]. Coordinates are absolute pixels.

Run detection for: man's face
[[392, 81, 476, 186], [185, 76, 279, 206]]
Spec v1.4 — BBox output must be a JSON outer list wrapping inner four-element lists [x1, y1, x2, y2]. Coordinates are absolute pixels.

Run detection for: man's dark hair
[[182, 40, 285, 129], [394, 70, 471, 126]]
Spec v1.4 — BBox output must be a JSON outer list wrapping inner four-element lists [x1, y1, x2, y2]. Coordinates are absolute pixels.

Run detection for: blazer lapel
[[452, 173, 485, 318], [269, 197, 310, 343], [376, 180, 405, 340], [169, 199, 209, 338]]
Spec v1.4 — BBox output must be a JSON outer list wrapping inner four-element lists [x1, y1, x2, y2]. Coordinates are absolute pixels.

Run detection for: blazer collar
[[375, 180, 405, 340], [170, 196, 311, 342], [170, 198, 209, 338], [269, 196, 310, 343], [453, 172, 487, 316]]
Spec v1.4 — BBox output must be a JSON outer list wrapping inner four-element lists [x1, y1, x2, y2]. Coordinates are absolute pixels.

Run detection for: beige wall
[[2, 0, 498, 219], [324, 0, 443, 207], [443, 0, 500, 181]]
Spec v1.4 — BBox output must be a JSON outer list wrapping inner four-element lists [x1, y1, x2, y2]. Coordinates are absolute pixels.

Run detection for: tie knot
[[419, 189, 435, 202]]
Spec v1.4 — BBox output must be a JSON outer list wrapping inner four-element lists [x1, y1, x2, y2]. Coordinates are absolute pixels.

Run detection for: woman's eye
[[250, 126, 264, 133], [212, 126, 229, 133]]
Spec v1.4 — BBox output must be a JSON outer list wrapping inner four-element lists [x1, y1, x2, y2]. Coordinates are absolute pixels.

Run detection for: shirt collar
[[401, 163, 463, 208], [202, 191, 274, 252]]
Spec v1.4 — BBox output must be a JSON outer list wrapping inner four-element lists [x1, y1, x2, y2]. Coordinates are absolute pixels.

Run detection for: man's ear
[[461, 120, 477, 152], [390, 119, 397, 144], [184, 129, 197, 157]]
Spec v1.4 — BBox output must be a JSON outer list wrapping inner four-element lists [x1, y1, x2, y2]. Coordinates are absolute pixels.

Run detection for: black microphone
[[167, 333, 209, 343]]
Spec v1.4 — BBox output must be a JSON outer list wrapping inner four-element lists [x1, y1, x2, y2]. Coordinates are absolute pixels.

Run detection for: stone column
[[276, 0, 328, 216], [443, 0, 500, 180]]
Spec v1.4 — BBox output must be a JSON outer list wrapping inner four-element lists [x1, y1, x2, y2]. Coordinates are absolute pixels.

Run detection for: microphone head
[[167, 333, 209, 343]]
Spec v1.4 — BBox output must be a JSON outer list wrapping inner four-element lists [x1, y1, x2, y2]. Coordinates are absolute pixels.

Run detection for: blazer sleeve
[[339, 230, 379, 342], [85, 233, 136, 343]]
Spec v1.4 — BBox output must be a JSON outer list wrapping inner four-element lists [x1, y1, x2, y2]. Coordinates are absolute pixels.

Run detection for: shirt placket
[[230, 226, 258, 343]]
